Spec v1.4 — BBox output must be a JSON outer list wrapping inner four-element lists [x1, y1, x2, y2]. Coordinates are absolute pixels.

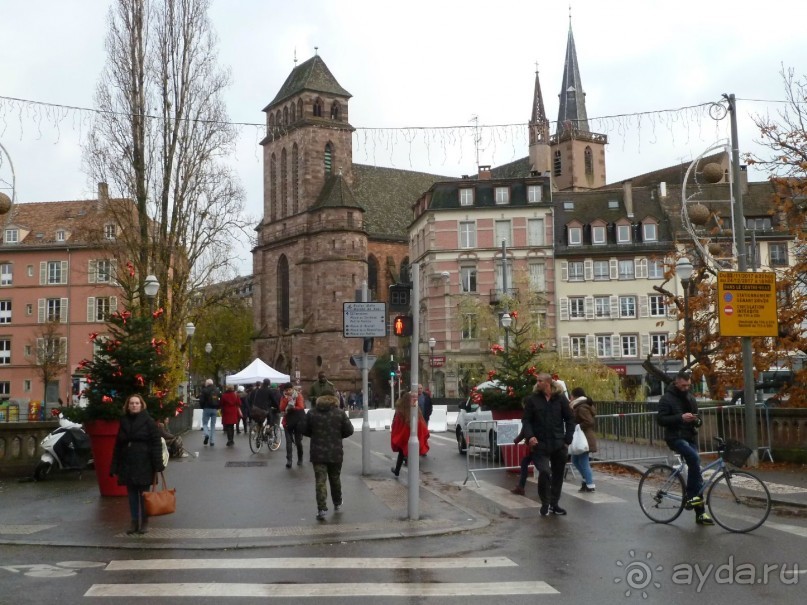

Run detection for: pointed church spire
[[529, 67, 551, 174], [556, 19, 589, 135]]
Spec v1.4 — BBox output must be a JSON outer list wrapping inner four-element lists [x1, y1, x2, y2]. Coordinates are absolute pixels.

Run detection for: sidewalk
[[0, 428, 487, 550]]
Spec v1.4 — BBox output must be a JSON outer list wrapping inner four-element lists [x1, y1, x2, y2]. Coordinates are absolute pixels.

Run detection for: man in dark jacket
[[657, 370, 713, 525], [522, 373, 575, 516], [198, 378, 220, 446], [300, 394, 354, 520]]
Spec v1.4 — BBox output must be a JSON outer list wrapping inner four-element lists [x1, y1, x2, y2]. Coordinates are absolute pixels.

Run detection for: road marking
[[86, 581, 558, 598], [106, 557, 517, 571], [0, 524, 56, 535], [747, 517, 807, 539], [463, 480, 626, 507]]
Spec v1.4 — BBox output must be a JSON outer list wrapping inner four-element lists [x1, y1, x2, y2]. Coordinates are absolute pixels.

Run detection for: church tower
[[528, 68, 551, 175], [550, 20, 607, 191], [253, 55, 367, 388]]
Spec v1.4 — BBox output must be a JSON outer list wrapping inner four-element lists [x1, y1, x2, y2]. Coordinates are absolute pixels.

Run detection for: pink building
[[0, 190, 123, 407]]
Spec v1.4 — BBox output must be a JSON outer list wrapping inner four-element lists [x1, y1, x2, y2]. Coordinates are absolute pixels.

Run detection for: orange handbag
[[143, 472, 176, 516]]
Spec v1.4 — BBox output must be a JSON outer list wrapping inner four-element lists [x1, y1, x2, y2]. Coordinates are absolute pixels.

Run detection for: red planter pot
[[85, 420, 127, 497]]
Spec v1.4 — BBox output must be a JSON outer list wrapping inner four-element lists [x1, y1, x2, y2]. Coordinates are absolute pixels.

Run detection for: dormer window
[[4, 229, 18, 244], [527, 185, 542, 203], [56, 230, 66, 242], [104, 224, 117, 240], [642, 222, 658, 242], [616, 224, 632, 243], [591, 225, 606, 245], [459, 188, 474, 206], [568, 226, 582, 246], [494, 187, 510, 205]]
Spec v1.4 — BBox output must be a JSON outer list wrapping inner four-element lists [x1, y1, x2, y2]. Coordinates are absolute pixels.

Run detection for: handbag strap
[[152, 471, 168, 491]]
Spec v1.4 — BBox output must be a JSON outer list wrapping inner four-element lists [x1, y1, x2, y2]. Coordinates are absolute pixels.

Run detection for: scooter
[[34, 416, 93, 481]]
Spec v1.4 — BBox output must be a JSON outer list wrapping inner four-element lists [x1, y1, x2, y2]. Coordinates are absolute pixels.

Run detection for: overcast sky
[[2, 0, 806, 275]]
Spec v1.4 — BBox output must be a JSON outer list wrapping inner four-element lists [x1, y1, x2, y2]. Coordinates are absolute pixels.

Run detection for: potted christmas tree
[[60, 308, 182, 496]]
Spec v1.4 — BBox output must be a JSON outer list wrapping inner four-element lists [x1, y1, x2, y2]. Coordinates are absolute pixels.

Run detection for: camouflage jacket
[[300, 395, 354, 464]]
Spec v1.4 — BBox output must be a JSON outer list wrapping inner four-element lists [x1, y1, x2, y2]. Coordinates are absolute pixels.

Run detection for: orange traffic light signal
[[392, 315, 413, 337]]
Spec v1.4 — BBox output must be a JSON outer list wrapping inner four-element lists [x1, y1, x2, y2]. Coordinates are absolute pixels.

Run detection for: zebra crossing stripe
[[85, 581, 558, 598], [105, 557, 517, 571]]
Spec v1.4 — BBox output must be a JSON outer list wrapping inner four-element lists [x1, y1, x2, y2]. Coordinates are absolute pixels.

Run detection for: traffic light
[[392, 315, 413, 337]]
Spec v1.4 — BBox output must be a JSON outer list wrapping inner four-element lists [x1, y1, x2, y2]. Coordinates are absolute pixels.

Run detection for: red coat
[[220, 391, 241, 425], [390, 412, 430, 457]]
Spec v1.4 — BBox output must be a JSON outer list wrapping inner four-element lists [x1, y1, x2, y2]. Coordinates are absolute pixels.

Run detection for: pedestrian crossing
[[460, 478, 627, 509], [86, 556, 558, 598]]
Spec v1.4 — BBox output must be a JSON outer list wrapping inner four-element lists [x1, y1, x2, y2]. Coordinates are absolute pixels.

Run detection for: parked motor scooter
[[34, 416, 93, 481]]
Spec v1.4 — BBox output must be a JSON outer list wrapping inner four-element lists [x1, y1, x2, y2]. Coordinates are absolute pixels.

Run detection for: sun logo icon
[[614, 550, 663, 598]]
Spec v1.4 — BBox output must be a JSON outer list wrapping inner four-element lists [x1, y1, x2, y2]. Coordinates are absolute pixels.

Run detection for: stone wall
[[0, 420, 58, 478]]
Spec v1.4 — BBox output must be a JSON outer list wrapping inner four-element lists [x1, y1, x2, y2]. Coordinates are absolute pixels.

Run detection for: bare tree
[[83, 0, 251, 350], [30, 322, 67, 403]]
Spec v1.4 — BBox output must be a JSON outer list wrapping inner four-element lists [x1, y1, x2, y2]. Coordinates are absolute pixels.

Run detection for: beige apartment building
[[0, 192, 122, 406]]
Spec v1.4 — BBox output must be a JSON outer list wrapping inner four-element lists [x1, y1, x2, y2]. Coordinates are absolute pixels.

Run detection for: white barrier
[[428, 405, 448, 433]]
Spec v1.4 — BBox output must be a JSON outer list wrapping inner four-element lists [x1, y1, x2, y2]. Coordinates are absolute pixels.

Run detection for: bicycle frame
[[658, 455, 727, 504]]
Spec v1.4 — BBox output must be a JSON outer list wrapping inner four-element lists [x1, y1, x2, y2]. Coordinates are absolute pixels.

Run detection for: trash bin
[[7, 403, 19, 422]]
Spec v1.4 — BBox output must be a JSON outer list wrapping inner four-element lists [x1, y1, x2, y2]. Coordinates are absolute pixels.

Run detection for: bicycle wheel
[[707, 470, 771, 533], [248, 424, 263, 454], [268, 424, 282, 451], [638, 464, 686, 524]]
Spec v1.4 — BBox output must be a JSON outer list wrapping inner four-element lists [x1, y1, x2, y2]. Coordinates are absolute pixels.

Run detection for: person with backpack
[[199, 378, 220, 446]]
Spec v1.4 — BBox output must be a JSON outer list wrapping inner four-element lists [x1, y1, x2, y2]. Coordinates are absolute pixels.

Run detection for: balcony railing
[[489, 288, 519, 305]]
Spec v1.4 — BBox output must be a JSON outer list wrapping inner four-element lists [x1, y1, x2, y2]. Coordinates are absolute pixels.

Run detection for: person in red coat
[[219, 385, 242, 446], [390, 392, 429, 477]]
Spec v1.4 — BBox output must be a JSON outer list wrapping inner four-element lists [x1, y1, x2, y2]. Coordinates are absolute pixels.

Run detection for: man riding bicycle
[[251, 378, 280, 431], [657, 370, 714, 526]]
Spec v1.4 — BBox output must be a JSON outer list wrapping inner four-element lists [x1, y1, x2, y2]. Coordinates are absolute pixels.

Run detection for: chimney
[[740, 165, 748, 194], [98, 182, 109, 204], [623, 180, 634, 218], [478, 165, 491, 181]]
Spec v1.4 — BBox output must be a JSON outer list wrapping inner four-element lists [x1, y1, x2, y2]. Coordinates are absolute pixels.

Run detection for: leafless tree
[[29, 321, 68, 403], [83, 0, 251, 345]]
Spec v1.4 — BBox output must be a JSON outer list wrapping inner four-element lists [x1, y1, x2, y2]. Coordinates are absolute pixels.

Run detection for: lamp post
[[144, 274, 159, 316], [501, 312, 513, 352], [205, 342, 213, 383], [675, 258, 694, 368], [428, 337, 436, 393], [185, 322, 195, 400]]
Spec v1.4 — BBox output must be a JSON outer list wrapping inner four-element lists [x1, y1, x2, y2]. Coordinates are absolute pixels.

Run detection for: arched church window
[[270, 153, 278, 222], [368, 255, 379, 298], [400, 257, 411, 284], [313, 98, 323, 117], [277, 255, 290, 331], [584, 146, 593, 177], [292, 143, 299, 214], [330, 102, 340, 120], [281, 148, 288, 218], [297, 99, 303, 121], [283, 106, 289, 125], [324, 142, 333, 175]]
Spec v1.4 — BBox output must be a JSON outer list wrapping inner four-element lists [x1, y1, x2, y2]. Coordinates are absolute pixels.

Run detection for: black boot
[[137, 517, 149, 534], [126, 520, 139, 535]]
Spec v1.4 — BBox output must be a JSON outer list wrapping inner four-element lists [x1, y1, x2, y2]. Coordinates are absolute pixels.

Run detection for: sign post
[[717, 272, 778, 337]]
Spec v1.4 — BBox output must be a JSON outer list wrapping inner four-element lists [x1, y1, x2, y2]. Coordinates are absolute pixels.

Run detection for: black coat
[[111, 411, 164, 487], [521, 390, 575, 453], [199, 384, 220, 409], [657, 384, 699, 443]]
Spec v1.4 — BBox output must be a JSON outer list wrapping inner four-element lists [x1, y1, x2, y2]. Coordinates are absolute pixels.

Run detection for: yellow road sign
[[717, 271, 778, 337]]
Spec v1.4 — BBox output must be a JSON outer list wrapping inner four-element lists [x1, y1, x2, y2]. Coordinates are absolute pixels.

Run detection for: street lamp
[[428, 337, 436, 393], [675, 257, 694, 368], [144, 274, 160, 314], [501, 312, 513, 352], [185, 322, 195, 400], [205, 342, 213, 384]]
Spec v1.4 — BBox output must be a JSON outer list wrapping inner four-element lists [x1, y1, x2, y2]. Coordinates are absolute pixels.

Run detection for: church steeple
[[555, 20, 589, 135], [528, 68, 551, 174]]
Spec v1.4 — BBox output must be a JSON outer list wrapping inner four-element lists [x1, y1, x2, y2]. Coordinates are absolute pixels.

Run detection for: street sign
[[429, 356, 446, 367], [342, 302, 387, 338], [717, 271, 778, 337], [350, 354, 377, 370]]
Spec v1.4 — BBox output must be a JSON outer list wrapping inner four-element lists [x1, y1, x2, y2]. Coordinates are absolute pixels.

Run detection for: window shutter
[[635, 258, 648, 279], [586, 334, 596, 356], [560, 261, 568, 281], [640, 334, 650, 357], [639, 295, 649, 318], [611, 335, 621, 358], [38, 299, 46, 323], [559, 298, 569, 321], [88, 260, 97, 284], [39, 261, 47, 285], [87, 297, 96, 322], [609, 259, 618, 280], [60, 261, 68, 284], [59, 337, 68, 364], [610, 296, 619, 318], [584, 296, 594, 320], [560, 336, 570, 358], [110, 296, 118, 313], [61, 298, 69, 323], [584, 260, 593, 281]]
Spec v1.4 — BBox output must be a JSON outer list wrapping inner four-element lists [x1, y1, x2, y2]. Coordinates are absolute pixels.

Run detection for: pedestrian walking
[[509, 426, 531, 495], [390, 392, 430, 477], [219, 385, 241, 446], [237, 385, 249, 434], [280, 382, 306, 468], [110, 394, 165, 535], [300, 394, 354, 520], [308, 371, 336, 403], [417, 384, 433, 425], [569, 386, 597, 492], [522, 373, 575, 516], [199, 378, 220, 446]]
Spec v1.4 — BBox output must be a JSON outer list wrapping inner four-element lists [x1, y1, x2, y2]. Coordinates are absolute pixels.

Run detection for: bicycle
[[248, 411, 282, 454], [637, 437, 771, 533]]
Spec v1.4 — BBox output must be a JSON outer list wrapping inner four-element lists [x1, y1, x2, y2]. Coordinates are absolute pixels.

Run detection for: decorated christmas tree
[[60, 308, 182, 424]]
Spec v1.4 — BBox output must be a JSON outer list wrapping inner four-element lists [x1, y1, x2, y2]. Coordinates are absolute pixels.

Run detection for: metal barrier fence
[[462, 403, 773, 485]]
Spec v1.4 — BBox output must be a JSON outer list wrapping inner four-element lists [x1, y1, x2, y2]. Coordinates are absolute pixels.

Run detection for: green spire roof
[[267, 55, 351, 109]]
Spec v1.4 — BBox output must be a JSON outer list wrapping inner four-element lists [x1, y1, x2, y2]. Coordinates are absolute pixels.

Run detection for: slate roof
[[423, 177, 551, 211], [313, 174, 362, 211], [614, 152, 728, 188], [556, 22, 590, 135], [351, 164, 453, 241], [0, 199, 115, 247], [267, 55, 351, 109]]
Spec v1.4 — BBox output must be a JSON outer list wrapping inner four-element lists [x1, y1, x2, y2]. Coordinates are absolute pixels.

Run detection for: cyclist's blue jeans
[[668, 438, 703, 503]]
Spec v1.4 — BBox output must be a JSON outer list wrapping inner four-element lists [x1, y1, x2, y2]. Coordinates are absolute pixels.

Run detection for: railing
[[489, 288, 519, 305]]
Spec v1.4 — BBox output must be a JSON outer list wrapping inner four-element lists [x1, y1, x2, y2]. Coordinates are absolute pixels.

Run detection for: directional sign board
[[343, 302, 387, 338], [717, 271, 778, 337]]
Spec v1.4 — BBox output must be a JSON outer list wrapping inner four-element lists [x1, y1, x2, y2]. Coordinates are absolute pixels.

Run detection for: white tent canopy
[[225, 359, 290, 385]]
